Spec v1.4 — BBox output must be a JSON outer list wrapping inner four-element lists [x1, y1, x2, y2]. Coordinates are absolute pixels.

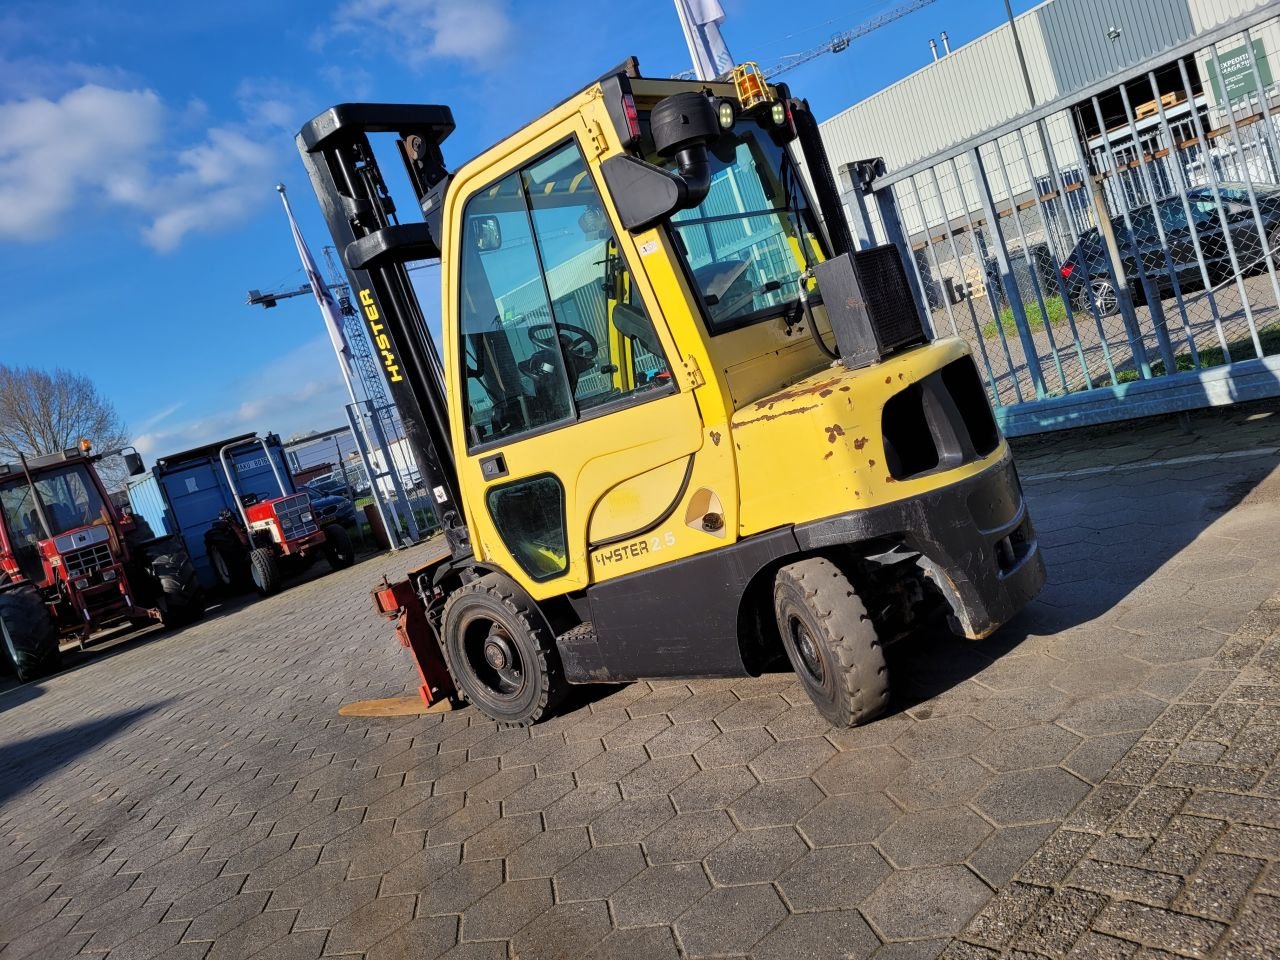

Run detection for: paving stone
[[976, 725, 1083, 772], [1175, 852, 1264, 922], [714, 696, 790, 731], [618, 756, 699, 799], [963, 880, 1051, 949], [1065, 732, 1145, 784], [1092, 901, 1227, 957], [729, 778, 825, 829], [427, 801, 501, 847], [644, 719, 720, 758], [974, 767, 1091, 825], [364, 915, 458, 960], [967, 822, 1057, 888], [202, 909, 298, 960], [812, 745, 910, 794], [500, 774, 576, 816], [895, 717, 993, 761], [505, 827, 591, 881], [417, 858, 504, 915], [643, 809, 737, 864], [377, 842, 463, 897], [1066, 859, 1184, 906], [753, 908, 881, 960], [777, 844, 892, 911], [704, 825, 807, 885], [588, 795, 675, 845], [1059, 693, 1168, 736], [552, 842, 646, 901], [292, 875, 379, 932], [797, 792, 901, 847], [862, 866, 992, 940], [673, 883, 788, 957], [888, 757, 991, 810], [610, 862, 711, 927], [580, 926, 681, 960], [541, 782, 622, 828], [573, 745, 648, 784], [1014, 886, 1108, 956], [459, 878, 554, 942], [669, 765, 758, 812], [749, 737, 837, 780], [508, 900, 612, 960], [461, 812, 542, 861], [692, 728, 777, 769], [1217, 892, 1280, 960], [879, 807, 993, 868]]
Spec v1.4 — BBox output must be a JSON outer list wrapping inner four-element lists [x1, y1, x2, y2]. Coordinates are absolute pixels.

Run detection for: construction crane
[[674, 0, 939, 81]]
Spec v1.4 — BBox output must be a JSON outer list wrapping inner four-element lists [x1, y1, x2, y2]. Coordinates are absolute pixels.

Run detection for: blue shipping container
[[128, 433, 296, 590]]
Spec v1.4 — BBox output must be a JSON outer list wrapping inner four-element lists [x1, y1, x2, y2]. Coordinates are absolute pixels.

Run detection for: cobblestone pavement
[[1, 414, 1279, 960]]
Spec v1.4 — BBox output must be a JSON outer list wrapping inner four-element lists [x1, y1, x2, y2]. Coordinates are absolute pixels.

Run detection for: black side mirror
[[124, 451, 144, 476], [602, 92, 719, 234]]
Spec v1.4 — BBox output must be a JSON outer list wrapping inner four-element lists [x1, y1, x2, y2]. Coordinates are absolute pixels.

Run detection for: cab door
[[446, 132, 707, 599]]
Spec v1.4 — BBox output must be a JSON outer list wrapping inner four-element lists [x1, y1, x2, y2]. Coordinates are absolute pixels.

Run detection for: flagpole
[[276, 183, 405, 552]]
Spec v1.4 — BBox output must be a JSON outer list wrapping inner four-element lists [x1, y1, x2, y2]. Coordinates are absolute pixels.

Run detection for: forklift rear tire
[[322, 524, 355, 570], [441, 573, 566, 726], [773, 557, 889, 727], [249, 548, 282, 597], [0, 586, 62, 684]]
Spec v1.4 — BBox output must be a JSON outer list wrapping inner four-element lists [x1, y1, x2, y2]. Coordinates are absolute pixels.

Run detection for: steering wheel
[[528, 322, 599, 364]]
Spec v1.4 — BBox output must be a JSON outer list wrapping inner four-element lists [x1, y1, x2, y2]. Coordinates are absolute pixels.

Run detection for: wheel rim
[[788, 615, 825, 685], [1091, 280, 1117, 314], [462, 616, 525, 700]]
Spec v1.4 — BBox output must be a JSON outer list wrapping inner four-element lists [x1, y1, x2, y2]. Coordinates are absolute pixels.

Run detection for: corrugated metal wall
[[819, 0, 1273, 177]]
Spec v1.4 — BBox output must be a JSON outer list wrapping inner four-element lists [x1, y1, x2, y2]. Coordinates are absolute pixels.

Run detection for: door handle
[[480, 453, 508, 480]]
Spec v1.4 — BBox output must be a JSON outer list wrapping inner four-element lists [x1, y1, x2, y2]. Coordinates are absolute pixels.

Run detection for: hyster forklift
[[0, 444, 204, 682], [299, 60, 1045, 727]]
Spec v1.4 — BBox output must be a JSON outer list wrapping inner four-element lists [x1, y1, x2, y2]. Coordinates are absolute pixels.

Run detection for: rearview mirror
[[124, 451, 144, 476], [471, 215, 502, 251]]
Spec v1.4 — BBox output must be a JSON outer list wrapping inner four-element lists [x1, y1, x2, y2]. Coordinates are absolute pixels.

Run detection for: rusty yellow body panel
[[732, 337, 1003, 535]]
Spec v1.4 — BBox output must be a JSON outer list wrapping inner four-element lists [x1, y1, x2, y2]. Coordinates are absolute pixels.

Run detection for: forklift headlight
[[302, 512, 312, 522], [717, 100, 735, 130], [102, 569, 117, 581], [74, 578, 89, 591], [771, 102, 787, 126]]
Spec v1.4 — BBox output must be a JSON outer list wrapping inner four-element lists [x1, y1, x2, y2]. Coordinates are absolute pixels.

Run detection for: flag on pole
[[674, 0, 734, 81], [278, 184, 350, 360]]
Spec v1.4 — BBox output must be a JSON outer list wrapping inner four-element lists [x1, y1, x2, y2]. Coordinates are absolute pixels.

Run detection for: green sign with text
[[1206, 40, 1272, 106]]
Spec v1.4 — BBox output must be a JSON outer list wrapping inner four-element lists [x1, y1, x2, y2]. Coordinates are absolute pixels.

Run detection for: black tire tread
[[322, 524, 355, 570], [774, 556, 889, 727], [441, 574, 565, 727], [249, 548, 281, 597], [0, 586, 61, 683]]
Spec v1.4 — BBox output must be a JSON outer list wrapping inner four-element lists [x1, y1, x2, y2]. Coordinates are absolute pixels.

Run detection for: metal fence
[[844, 16, 1280, 432]]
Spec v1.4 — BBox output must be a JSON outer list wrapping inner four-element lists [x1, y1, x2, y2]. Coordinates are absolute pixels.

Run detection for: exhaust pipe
[[929, 38, 939, 61]]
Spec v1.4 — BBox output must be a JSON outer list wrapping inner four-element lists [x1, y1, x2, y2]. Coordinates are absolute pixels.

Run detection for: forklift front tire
[[209, 543, 246, 592], [322, 524, 355, 570], [441, 573, 566, 726], [249, 548, 282, 597], [773, 557, 889, 727]]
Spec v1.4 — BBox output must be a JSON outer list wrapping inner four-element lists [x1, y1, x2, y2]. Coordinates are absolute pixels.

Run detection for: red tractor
[[202, 438, 355, 597], [0, 443, 205, 682]]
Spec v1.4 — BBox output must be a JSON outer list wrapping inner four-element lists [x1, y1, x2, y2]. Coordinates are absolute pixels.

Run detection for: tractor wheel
[[441, 573, 565, 726], [208, 542, 247, 593], [773, 557, 889, 727], [322, 524, 355, 571], [249, 548, 282, 597], [145, 545, 204, 627], [0, 586, 62, 683]]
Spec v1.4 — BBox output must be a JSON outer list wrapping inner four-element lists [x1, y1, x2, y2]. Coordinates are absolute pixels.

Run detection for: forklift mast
[[297, 105, 471, 557]]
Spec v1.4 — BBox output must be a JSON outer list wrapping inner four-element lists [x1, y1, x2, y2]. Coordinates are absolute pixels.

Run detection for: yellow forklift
[[299, 60, 1044, 727]]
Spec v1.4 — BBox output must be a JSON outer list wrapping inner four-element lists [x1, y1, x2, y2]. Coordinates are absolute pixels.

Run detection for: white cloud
[[321, 0, 513, 69], [132, 338, 348, 460], [0, 76, 308, 251]]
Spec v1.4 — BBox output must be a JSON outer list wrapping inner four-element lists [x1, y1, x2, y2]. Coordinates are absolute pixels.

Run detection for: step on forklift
[[299, 59, 1045, 727]]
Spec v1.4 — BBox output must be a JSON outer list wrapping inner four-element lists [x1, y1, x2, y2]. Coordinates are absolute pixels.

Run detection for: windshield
[[0, 464, 110, 542], [653, 117, 826, 334]]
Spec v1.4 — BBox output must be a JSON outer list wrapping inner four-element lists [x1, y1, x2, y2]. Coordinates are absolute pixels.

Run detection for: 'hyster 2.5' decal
[[593, 531, 676, 568], [360, 289, 403, 383]]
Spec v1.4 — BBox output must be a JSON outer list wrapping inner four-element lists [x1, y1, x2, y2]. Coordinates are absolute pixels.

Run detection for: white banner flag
[[674, 0, 734, 81], [278, 185, 349, 360]]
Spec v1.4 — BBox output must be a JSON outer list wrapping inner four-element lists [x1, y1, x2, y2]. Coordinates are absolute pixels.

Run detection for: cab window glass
[[486, 474, 567, 581], [459, 173, 575, 447], [522, 144, 673, 411]]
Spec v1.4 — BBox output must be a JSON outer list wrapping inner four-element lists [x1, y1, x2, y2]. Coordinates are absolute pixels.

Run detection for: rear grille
[[275, 494, 319, 539], [65, 542, 113, 578], [882, 356, 999, 482], [855, 245, 926, 352]]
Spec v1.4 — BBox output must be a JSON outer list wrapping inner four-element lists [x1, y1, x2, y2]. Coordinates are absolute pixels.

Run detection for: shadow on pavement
[[0, 702, 168, 808]]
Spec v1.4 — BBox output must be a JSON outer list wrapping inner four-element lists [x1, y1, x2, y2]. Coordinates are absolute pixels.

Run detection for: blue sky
[[0, 0, 1037, 462]]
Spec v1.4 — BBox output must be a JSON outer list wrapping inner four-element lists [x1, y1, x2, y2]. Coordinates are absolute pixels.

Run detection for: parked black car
[[302, 484, 358, 527], [1059, 182, 1280, 316]]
